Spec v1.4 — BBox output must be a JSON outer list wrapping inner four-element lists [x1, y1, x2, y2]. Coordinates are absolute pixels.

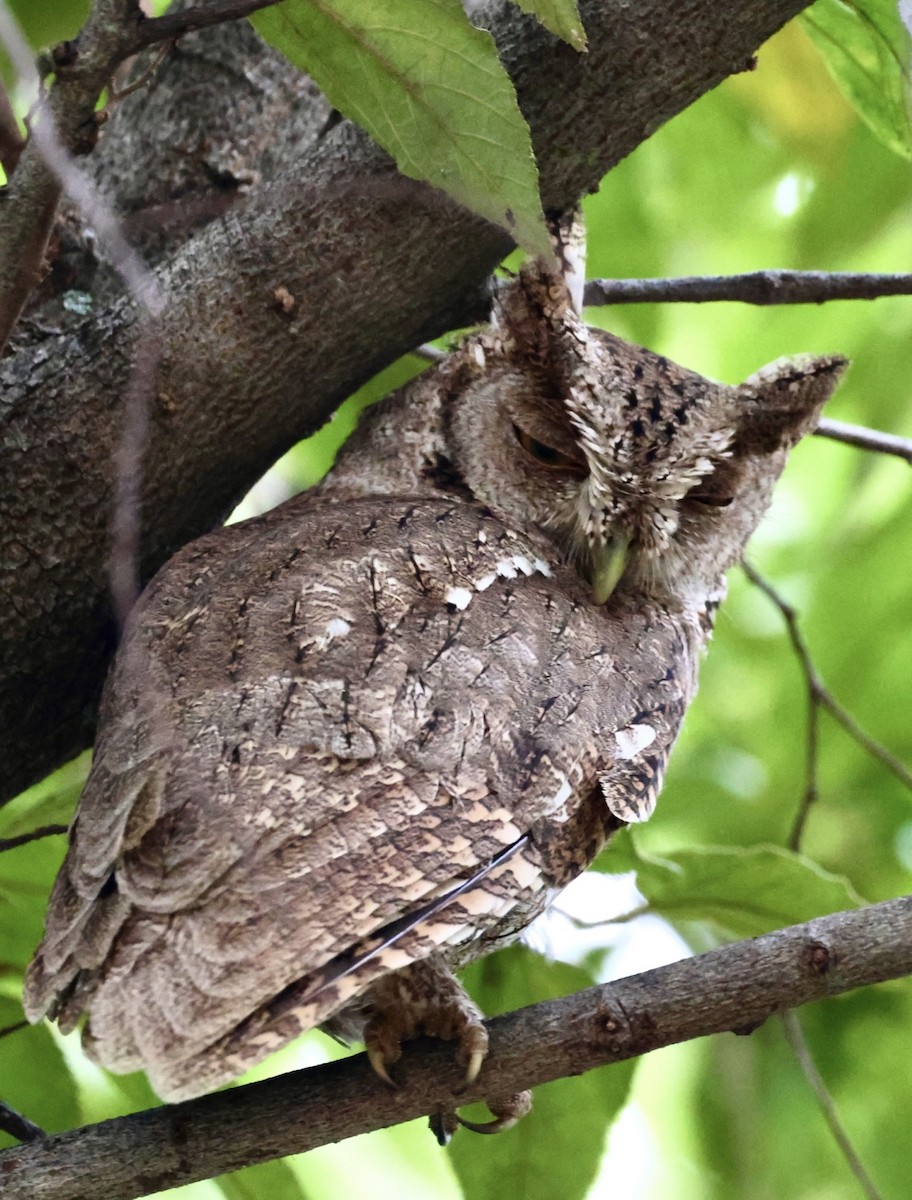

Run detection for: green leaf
[[597, 836, 864, 942], [453, 947, 634, 1200], [802, 0, 912, 158], [0, 998, 81, 1148], [217, 1159, 308, 1200], [251, 0, 550, 255], [513, 0, 587, 50]]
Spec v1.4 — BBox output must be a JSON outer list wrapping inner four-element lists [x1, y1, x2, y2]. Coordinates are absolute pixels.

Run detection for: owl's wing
[[25, 495, 694, 1100]]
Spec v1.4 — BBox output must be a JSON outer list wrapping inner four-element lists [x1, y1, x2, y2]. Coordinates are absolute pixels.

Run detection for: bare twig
[[0, 79, 24, 174], [0, 1101, 45, 1145], [2, 894, 910, 1200], [0, 0, 162, 352], [781, 1012, 884, 1200], [815, 418, 912, 465], [133, 0, 283, 48], [0, 824, 68, 853], [108, 39, 172, 103], [583, 271, 912, 306], [743, 563, 912, 849], [107, 323, 164, 627]]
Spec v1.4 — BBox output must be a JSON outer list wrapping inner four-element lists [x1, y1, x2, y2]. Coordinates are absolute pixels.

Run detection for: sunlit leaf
[[251, 0, 549, 255], [453, 947, 634, 1200], [0, 998, 80, 1148], [597, 836, 864, 941], [802, 0, 912, 158], [513, 0, 587, 50]]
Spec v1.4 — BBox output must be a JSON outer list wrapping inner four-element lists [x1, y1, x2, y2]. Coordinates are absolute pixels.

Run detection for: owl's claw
[[367, 1043, 398, 1088], [457, 1090, 533, 1135], [464, 1046, 485, 1086], [456, 1023, 489, 1088]]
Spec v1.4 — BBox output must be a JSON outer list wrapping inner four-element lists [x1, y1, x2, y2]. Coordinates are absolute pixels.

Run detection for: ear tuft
[[736, 353, 849, 453]]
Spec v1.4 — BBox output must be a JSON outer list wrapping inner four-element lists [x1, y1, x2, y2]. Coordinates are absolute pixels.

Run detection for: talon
[[367, 1045, 397, 1088], [456, 1090, 533, 1135], [465, 1047, 485, 1085]]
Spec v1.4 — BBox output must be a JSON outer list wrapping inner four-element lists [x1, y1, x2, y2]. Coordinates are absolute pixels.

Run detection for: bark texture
[[0, 0, 815, 800]]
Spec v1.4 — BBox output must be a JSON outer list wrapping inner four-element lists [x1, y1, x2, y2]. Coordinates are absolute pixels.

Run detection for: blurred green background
[[2, 5, 911, 1200]]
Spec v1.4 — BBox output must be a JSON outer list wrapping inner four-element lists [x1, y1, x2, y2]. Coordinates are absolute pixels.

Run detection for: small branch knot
[[591, 1002, 633, 1056], [806, 940, 833, 975]]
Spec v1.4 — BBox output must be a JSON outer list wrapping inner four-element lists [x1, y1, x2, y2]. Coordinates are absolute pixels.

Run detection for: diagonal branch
[[743, 562, 912, 848], [133, 0, 284, 47], [583, 270, 912, 306], [815, 418, 912, 465], [1, 894, 910, 1200], [781, 1012, 884, 1200]]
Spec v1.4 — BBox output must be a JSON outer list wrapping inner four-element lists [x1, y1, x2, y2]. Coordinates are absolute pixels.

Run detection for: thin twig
[[781, 1012, 884, 1200], [0, 79, 24, 174], [583, 271, 912, 306], [0, 824, 68, 853], [0, 1101, 45, 1145], [815, 418, 912, 465], [133, 0, 284, 48], [108, 39, 172, 103], [743, 563, 912, 849]]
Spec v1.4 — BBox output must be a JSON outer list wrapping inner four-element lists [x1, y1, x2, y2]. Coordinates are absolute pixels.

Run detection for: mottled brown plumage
[[24, 249, 846, 1129]]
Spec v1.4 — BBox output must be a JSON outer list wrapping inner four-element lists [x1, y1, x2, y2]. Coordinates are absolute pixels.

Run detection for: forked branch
[[743, 563, 912, 848]]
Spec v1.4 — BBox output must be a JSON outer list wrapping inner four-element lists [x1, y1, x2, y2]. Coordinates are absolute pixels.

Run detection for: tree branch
[[0, 0, 819, 804], [815, 417, 912, 465], [743, 563, 912, 847], [133, 0, 283, 47], [780, 1012, 884, 1200], [583, 270, 912, 306], [1, 894, 909, 1200], [0, 79, 24, 174], [0, 0, 147, 352]]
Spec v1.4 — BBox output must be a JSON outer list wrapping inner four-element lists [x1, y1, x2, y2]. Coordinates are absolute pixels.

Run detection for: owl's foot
[[429, 1089, 533, 1143], [363, 955, 489, 1087], [361, 956, 531, 1138]]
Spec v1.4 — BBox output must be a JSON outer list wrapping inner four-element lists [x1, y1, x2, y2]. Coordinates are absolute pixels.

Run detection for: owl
[[23, 250, 846, 1138]]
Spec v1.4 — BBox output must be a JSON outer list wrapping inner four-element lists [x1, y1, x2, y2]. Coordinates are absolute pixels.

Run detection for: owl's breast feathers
[[24, 494, 703, 1100]]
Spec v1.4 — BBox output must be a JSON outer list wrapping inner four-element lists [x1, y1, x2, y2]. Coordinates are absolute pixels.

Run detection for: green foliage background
[[2, 4, 912, 1199]]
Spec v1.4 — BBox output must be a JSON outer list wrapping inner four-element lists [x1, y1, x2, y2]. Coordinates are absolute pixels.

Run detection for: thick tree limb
[[1, 895, 909, 1200], [0, 0, 816, 802]]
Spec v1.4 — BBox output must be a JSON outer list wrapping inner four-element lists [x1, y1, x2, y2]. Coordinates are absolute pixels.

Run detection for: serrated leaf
[[597, 837, 863, 941], [453, 947, 634, 1200], [0, 998, 81, 1147], [251, 0, 550, 255], [802, 0, 912, 158], [513, 0, 587, 50]]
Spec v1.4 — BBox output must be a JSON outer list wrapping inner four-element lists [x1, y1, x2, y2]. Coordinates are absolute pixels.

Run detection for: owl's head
[[447, 261, 847, 610]]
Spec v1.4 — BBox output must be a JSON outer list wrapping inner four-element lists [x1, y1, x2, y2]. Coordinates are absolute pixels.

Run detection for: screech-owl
[[24, 249, 846, 1135]]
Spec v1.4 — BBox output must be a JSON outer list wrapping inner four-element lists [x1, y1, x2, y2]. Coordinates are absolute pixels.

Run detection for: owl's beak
[[591, 534, 630, 605]]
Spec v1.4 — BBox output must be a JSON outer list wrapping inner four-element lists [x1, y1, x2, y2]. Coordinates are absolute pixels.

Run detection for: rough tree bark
[[0, 0, 815, 802]]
